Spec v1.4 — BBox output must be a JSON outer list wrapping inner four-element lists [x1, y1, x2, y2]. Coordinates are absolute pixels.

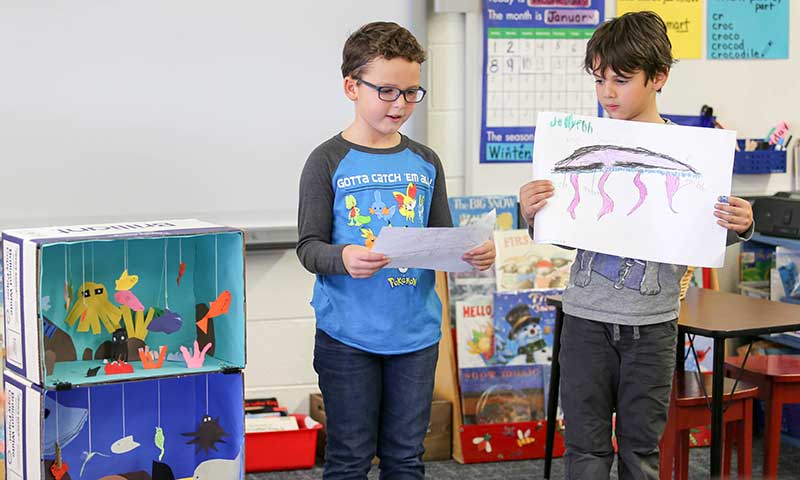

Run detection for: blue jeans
[[313, 329, 439, 480]]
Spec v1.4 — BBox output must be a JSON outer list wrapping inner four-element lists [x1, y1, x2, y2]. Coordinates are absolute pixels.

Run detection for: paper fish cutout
[[148, 310, 183, 334], [114, 290, 144, 312], [111, 434, 141, 454], [43, 396, 88, 456], [154, 426, 166, 461], [191, 451, 241, 480], [41, 296, 51, 312], [64, 281, 73, 311], [115, 270, 139, 291], [196, 290, 231, 334], [86, 366, 101, 377], [177, 262, 186, 286]]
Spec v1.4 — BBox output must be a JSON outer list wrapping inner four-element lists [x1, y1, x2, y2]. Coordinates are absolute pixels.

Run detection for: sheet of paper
[[616, 0, 703, 59], [531, 112, 735, 268], [707, 0, 789, 60], [371, 210, 495, 272]]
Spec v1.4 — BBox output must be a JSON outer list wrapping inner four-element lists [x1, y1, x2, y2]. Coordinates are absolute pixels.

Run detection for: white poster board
[[532, 112, 736, 267]]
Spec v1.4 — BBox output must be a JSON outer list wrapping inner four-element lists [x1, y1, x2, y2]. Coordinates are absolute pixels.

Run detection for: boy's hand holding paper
[[371, 210, 496, 272]]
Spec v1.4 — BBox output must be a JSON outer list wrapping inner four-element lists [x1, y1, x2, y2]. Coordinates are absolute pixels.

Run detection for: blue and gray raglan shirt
[[296, 133, 452, 354]]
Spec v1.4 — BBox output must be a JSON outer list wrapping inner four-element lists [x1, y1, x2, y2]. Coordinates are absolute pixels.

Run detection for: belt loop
[[633, 325, 641, 340], [613, 323, 621, 342]]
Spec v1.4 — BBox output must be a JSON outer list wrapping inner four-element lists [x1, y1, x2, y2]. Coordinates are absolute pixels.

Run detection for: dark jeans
[[560, 314, 677, 480], [313, 329, 439, 480]]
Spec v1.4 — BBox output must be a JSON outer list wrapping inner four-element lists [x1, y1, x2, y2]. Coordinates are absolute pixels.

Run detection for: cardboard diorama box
[[2, 219, 246, 388], [4, 369, 245, 480]]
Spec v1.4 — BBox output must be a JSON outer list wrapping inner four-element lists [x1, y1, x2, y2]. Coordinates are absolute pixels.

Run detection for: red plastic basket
[[245, 413, 322, 472]]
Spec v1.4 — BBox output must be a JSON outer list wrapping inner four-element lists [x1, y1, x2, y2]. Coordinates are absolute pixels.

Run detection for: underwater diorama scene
[[41, 371, 244, 480], [38, 232, 245, 388]]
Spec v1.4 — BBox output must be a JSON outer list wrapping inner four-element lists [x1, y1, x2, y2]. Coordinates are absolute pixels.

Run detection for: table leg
[[709, 336, 725, 478], [763, 387, 782, 479], [544, 305, 564, 480], [677, 329, 685, 372]]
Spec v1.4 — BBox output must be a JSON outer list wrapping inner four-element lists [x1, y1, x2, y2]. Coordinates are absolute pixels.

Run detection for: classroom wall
[[0, 1, 427, 231]]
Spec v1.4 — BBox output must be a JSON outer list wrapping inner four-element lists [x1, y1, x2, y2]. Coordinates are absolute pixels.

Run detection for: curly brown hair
[[584, 11, 675, 88], [341, 22, 426, 79]]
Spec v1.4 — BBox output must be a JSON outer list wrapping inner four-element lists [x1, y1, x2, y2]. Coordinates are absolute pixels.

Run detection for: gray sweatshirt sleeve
[[427, 150, 453, 228], [407, 140, 452, 228], [296, 143, 349, 275]]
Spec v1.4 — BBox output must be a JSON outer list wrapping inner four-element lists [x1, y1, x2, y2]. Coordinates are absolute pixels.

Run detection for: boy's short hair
[[341, 22, 426, 78], [584, 11, 675, 84]]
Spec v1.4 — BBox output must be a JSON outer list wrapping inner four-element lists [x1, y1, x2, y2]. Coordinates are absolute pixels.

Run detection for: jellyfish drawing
[[553, 145, 700, 220]]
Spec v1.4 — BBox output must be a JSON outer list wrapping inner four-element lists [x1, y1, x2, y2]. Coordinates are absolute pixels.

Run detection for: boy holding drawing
[[519, 12, 753, 479], [297, 22, 494, 479]]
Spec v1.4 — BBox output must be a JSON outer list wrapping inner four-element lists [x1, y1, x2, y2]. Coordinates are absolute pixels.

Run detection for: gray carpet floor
[[247, 435, 800, 479]]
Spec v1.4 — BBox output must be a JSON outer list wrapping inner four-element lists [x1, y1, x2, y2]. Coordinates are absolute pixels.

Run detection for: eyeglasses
[[355, 78, 427, 103]]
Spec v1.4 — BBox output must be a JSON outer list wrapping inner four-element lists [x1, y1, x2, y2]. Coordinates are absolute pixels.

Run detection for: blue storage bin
[[733, 139, 787, 174], [661, 114, 715, 128]]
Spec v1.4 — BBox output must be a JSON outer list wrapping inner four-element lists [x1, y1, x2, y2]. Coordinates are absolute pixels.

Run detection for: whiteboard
[[0, 1, 427, 231]]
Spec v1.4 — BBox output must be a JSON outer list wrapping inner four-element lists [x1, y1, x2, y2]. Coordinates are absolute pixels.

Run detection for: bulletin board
[[480, 0, 604, 164]]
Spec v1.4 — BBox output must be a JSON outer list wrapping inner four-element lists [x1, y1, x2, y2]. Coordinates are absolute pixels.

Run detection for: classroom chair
[[659, 370, 758, 480], [659, 267, 756, 479], [724, 354, 800, 479]]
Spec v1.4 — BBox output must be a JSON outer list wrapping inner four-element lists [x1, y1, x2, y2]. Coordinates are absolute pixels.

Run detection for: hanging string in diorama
[[111, 383, 140, 454], [149, 239, 183, 335], [176, 237, 187, 286], [114, 240, 144, 312], [151, 379, 179, 480], [182, 375, 229, 455], [65, 243, 120, 335], [80, 387, 109, 477], [49, 390, 70, 480], [63, 245, 73, 312], [196, 235, 231, 335]]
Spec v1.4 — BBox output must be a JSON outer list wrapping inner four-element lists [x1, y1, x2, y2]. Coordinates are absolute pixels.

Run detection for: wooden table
[[544, 288, 800, 479]]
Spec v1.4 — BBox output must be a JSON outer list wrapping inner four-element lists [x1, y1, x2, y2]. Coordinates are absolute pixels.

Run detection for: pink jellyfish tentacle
[[596, 170, 615, 219], [626, 171, 648, 216], [665, 174, 680, 213], [567, 173, 580, 219]]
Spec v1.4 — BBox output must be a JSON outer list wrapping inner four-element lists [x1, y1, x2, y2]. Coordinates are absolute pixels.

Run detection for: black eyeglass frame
[[355, 77, 427, 103]]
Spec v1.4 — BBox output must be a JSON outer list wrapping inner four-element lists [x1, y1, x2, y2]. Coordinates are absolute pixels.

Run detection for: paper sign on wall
[[480, 0, 604, 164], [707, 0, 789, 60], [531, 112, 736, 268], [616, 0, 703, 59]]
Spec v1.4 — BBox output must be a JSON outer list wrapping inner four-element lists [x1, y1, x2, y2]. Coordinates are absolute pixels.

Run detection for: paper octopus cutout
[[65, 282, 121, 334], [553, 145, 700, 220], [182, 415, 228, 454]]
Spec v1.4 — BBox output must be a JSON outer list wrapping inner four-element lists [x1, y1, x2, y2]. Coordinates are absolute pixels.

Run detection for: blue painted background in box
[[38, 232, 245, 386], [44, 372, 244, 478]]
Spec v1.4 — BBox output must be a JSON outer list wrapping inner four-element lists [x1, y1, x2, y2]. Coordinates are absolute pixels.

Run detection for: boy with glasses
[[297, 21, 495, 479]]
